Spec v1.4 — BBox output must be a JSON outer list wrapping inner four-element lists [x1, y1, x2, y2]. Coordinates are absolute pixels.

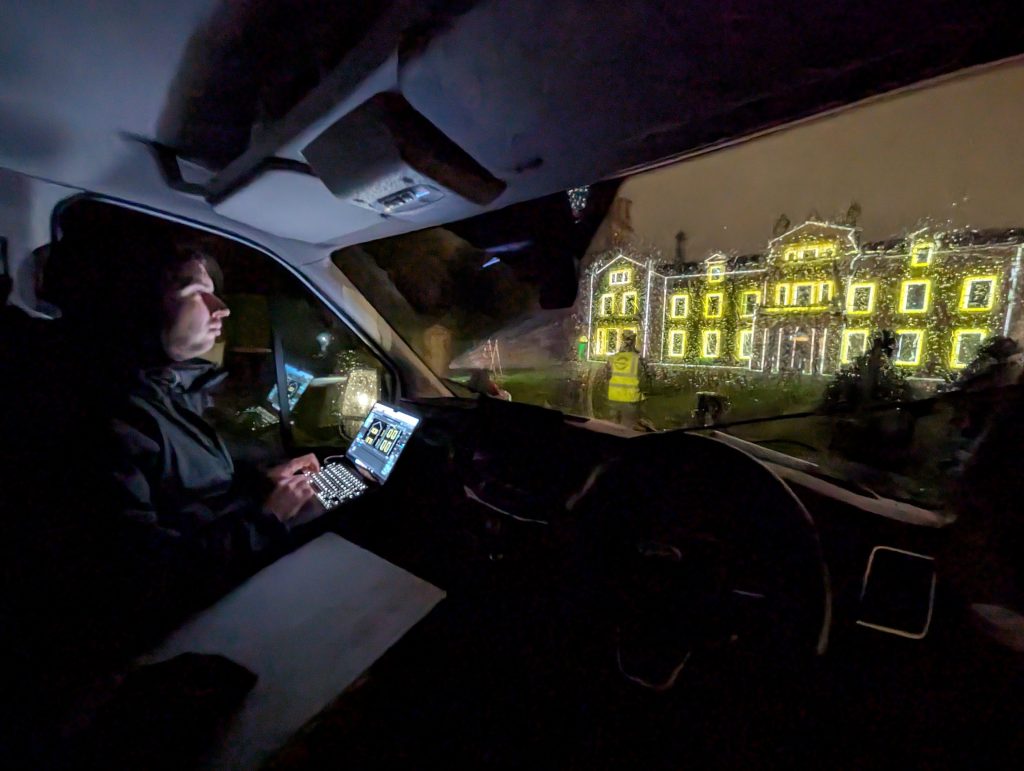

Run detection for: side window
[[216, 252, 391, 448], [49, 201, 392, 455]]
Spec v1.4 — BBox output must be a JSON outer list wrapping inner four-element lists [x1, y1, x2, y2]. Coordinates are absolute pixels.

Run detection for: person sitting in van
[[40, 207, 323, 629]]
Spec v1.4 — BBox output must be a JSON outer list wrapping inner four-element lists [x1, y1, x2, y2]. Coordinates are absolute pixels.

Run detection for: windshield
[[334, 61, 1024, 508]]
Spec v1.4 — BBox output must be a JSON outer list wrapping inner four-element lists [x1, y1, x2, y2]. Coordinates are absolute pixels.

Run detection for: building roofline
[[767, 220, 859, 252]]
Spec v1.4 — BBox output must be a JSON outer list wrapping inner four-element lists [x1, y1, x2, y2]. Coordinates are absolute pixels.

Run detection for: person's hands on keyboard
[[307, 462, 368, 508]]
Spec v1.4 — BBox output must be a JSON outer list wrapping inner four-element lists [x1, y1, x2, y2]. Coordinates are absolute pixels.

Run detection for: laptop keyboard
[[307, 462, 369, 508]]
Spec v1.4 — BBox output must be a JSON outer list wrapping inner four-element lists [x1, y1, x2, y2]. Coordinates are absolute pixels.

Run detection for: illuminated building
[[586, 220, 1024, 379], [587, 251, 655, 358]]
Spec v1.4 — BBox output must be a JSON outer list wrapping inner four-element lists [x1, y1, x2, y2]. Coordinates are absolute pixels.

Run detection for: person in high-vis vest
[[606, 330, 648, 426]]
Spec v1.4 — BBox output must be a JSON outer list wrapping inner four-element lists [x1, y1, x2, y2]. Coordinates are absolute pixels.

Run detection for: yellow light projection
[[589, 219, 1022, 374], [705, 292, 724, 318], [846, 282, 877, 315], [950, 328, 989, 368], [737, 329, 754, 360], [959, 276, 998, 312], [783, 241, 836, 261], [669, 293, 689, 318], [702, 329, 721, 358], [899, 279, 931, 314], [668, 330, 687, 357], [841, 328, 870, 363], [910, 243, 934, 267], [893, 329, 924, 367], [740, 290, 760, 317], [609, 268, 632, 286], [792, 282, 815, 307]]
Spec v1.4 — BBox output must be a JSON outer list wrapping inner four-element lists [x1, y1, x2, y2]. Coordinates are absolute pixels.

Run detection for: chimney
[[674, 230, 687, 269]]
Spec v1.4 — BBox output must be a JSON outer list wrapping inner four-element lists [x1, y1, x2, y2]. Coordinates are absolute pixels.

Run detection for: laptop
[[307, 401, 421, 508]]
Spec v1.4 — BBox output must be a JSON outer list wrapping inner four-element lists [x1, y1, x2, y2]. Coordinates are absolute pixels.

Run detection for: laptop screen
[[345, 402, 420, 483]]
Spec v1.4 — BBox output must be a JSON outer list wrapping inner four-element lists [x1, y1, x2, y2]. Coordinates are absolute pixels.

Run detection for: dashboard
[[326, 396, 950, 647], [295, 395, 1007, 769]]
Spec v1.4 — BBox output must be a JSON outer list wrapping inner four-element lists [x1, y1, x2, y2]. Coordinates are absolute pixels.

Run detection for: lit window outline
[[802, 247, 818, 260], [893, 329, 924, 367], [950, 328, 989, 369], [819, 281, 835, 303], [599, 293, 614, 316], [708, 263, 726, 284], [899, 279, 932, 314], [609, 269, 632, 286], [669, 293, 689, 319], [740, 290, 760, 317], [704, 292, 724, 318], [910, 244, 934, 267], [621, 291, 638, 315], [701, 329, 721, 359], [668, 330, 687, 358], [841, 328, 870, 364], [606, 328, 619, 354], [959, 276, 997, 312], [737, 329, 754, 360], [792, 281, 815, 307], [594, 328, 604, 354], [776, 283, 790, 306], [846, 282, 877, 315]]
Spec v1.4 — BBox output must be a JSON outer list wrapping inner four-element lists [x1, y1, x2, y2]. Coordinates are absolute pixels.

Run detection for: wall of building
[[658, 261, 764, 369], [586, 221, 1024, 380], [588, 254, 650, 358]]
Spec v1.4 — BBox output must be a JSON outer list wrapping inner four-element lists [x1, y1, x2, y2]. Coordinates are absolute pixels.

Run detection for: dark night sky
[[616, 61, 1024, 261]]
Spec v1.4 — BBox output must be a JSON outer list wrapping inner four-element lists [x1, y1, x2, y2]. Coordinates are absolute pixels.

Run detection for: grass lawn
[[493, 364, 826, 429], [456, 364, 951, 505]]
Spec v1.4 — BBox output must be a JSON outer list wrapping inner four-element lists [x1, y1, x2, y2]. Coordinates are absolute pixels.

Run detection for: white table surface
[[142, 532, 445, 769]]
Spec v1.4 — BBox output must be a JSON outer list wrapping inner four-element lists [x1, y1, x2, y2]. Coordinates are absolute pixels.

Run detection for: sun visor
[[302, 92, 506, 215]]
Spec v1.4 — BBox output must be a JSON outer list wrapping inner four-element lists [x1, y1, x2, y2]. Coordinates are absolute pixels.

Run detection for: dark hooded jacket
[[107, 358, 290, 606]]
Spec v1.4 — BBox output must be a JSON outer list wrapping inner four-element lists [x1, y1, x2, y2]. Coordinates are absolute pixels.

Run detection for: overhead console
[[302, 92, 506, 215]]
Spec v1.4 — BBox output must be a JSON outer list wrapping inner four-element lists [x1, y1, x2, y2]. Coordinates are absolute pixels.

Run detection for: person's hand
[[266, 453, 320, 482], [263, 474, 317, 523]]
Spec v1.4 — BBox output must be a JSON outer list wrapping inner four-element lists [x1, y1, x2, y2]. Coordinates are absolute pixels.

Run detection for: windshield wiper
[[440, 377, 479, 398]]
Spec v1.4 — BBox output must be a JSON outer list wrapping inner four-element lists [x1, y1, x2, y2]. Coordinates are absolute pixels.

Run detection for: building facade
[[587, 220, 1024, 379]]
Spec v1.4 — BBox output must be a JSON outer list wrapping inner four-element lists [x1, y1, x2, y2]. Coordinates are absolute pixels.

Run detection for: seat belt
[[268, 297, 294, 449]]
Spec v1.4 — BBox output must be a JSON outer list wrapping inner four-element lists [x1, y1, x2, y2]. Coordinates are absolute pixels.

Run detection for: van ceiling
[[2, 0, 1023, 249]]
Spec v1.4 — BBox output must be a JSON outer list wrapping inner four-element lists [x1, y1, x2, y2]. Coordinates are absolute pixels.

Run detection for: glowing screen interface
[[345, 402, 420, 483]]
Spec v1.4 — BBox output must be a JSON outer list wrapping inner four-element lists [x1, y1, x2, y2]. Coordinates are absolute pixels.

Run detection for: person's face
[[160, 259, 230, 361]]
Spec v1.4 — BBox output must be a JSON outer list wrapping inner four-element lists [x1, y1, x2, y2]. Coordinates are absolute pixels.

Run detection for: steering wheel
[[566, 431, 830, 691]]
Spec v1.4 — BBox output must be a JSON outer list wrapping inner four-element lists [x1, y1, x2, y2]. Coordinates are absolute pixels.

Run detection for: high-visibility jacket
[[608, 350, 642, 403]]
